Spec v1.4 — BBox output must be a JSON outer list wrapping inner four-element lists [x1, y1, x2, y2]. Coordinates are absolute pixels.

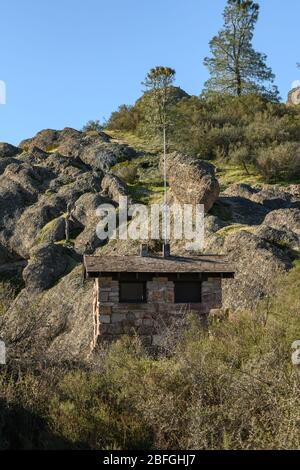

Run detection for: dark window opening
[[119, 282, 146, 303], [174, 281, 201, 303]]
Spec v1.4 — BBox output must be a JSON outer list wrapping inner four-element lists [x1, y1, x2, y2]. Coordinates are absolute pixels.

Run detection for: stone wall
[[93, 276, 222, 347]]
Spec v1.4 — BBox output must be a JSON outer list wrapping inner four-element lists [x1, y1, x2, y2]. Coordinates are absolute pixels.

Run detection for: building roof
[[83, 254, 235, 278]]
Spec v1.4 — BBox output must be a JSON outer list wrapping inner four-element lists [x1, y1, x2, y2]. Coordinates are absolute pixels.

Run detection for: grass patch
[[216, 224, 256, 237], [216, 160, 300, 190], [35, 218, 62, 245], [215, 162, 263, 190], [111, 151, 164, 206], [289, 248, 300, 267], [105, 130, 162, 154], [45, 145, 59, 153], [127, 182, 165, 205], [292, 259, 300, 268]]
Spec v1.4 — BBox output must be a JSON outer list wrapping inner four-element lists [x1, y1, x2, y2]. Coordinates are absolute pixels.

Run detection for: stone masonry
[[92, 276, 223, 347]]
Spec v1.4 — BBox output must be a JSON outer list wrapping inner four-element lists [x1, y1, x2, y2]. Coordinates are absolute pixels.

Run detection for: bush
[[105, 89, 300, 181], [229, 146, 254, 174], [106, 105, 139, 132], [82, 120, 103, 132], [257, 142, 300, 182], [1, 266, 300, 449]]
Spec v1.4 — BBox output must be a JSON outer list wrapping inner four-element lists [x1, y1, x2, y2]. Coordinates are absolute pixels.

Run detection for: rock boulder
[[164, 153, 220, 212], [22, 243, 69, 293], [222, 231, 293, 310], [0, 143, 20, 158]]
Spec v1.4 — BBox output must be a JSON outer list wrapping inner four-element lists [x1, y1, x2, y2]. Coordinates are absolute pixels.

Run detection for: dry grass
[[1, 266, 300, 449]]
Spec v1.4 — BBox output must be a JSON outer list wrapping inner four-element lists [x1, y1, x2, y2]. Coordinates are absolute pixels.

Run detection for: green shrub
[[257, 142, 300, 182], [82, 120, 103, 132], [106, 105, 139, 132]]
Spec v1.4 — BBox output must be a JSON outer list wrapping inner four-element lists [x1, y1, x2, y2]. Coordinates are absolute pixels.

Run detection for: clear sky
[[1, 0, 299, 145]]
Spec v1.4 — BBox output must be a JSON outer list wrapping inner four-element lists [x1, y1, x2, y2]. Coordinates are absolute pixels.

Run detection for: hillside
[[0, 126, 299, 363], [0, 124, 300, 449], [0, 129, 300, 360]]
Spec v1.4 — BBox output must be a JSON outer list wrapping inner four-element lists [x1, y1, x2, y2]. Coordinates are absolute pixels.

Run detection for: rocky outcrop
[[0, 143, 20, 158], [223, 183, 300, 210], [222, 183, 257, 199], [14, 174, 100, 257], [211, 196, 268, 225], [263, 208, 300, 235], [164, 153, 220, 212], [1, 266, 93, 361], [255, 225, 300, 249], [101, 173, 132, 203], [19, 127, 135, 172], [1, 125, 300, 361], [203, 184, 300, 309], [0, 128, 134, 359], [222, 231, 293, 310], [22, 242, 70, 293], [204, 215, 227, 237], [0, 162, 50, 245], [0, 128, 137, 265], [19, 127, 106, 152], [72, 193, 112, 254], [287, 87, 300, 106]]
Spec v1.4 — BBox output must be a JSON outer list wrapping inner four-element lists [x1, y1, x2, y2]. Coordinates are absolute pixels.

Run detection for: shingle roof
[[83, 254, 235, 277]]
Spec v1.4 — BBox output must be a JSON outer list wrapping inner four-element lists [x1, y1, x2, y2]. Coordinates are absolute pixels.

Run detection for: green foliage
[[112, 153, 164, 204], [135, 87, 188, 143], [140, 66, 176, 148], [216, 162, 263, 188], [256, 142, 300, 183], [169, 93, 300, 183], [106, 105, 139, 132], [105, 86, 188, 147], [82, 120, 103, 132], [48, 357, 153, 450], [106, 90, 300, 184], [203, 0, 279, 101], [103, 1, 300, 185]]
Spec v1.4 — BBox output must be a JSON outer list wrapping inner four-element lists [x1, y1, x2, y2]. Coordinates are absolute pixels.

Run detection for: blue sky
[[1, 0, 299, 145]]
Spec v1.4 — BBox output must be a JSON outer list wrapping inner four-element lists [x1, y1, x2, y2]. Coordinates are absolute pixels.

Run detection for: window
[[119, 282, 146, 303], [174, 281, 201, 303]]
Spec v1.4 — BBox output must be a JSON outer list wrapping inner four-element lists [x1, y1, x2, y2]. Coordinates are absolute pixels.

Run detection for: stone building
[[83, 251, 235, 348]]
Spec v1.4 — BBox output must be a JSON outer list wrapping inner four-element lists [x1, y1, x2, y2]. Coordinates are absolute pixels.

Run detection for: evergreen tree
[[203, 0, 279, 101], [142, 66, 176, 244], [142, 66, 176, 142]]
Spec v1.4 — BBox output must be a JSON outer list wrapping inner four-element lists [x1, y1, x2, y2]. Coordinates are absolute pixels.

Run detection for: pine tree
[[142, 66, 176, 141], [203, 0, 279, 101], [142, 66, 176, 245]]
